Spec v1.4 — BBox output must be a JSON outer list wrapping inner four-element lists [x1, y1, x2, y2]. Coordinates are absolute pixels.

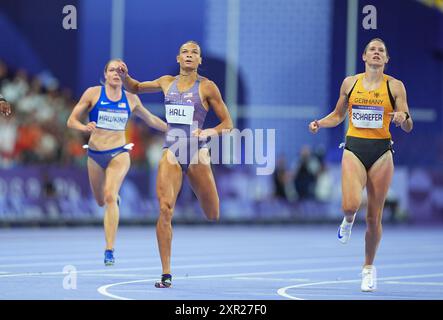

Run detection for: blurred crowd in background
[[0, 60, 164, 169]]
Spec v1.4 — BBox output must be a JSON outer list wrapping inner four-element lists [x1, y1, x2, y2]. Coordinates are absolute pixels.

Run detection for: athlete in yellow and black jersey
[[344, 73, 397, 170], [309, 38, 413, 292]]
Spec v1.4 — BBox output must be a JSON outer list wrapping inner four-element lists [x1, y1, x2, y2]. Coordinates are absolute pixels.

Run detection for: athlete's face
[[105, 61, 122, 86], [363, 41, 389, 67], [177, 43, 202, 70]]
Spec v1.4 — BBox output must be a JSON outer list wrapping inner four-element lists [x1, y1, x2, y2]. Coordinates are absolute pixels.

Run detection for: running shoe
[[337, 216, 354, 244], [155, 274, 172, 288], [104, 249, 115, 266], [361, 265, 377, 292]]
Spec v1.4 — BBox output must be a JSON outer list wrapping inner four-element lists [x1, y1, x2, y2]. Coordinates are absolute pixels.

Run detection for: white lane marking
[[384, 281, 443, 286], [277, 273, 443, 300], [233, 277, 311, 282], [0, 256, 350, 268], [0, 256, 365, 276], [97, 265, 443, 300], [2, 259, 443, 279]]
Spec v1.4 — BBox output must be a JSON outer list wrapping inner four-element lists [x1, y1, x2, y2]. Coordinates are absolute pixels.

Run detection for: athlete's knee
[[366, 213, 382, 228], [342, 202, 360, 216], [158, 198, 174, 222], [103, 191, 118, 206]]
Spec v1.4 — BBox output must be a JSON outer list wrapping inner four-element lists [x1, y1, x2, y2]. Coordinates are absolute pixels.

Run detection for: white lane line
[[3, 259, 443, 280], [0, 251, 280, 262], [0, 256, 364, 276], [98, 279, 156, 300], [80, 273, 153, 278], [0, 253, 255, 268], [277, 273, 443, 300], [233, 277, 311, 282], [2, 249, 442, 268], [97, 264, 443, 300], [283, 293, 430, 299], [0, 258, 154, 268], [384, 281, 443, 286]]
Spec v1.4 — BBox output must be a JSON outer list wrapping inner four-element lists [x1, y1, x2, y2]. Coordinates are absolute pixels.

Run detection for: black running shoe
[[155, 274, 172, 288]]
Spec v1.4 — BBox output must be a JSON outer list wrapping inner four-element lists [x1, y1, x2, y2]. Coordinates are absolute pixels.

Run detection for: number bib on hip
[[165, 104, 195, 125], [351, 105, 384, 129], [97, 109, 129, 131]]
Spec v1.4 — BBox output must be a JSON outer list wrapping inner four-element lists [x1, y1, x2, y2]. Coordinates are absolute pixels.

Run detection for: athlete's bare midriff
[[88, 129, 127, 150]]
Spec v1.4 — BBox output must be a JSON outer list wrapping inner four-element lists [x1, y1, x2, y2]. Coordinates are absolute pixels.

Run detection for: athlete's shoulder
[[124, 89, 136, 97], [199, 77, 217, 88], [198, 76, 210, 82], [345, 73, 363, 83], [84, 86, 101, 95], [385, 75, 406, 93], [124, 91, 142, 110], [385, 74, 403, 85], [124, 90, 137, 102], [159, 75, 176, 83], [81, 86, 101, 100], [341, 74, 360, 93]]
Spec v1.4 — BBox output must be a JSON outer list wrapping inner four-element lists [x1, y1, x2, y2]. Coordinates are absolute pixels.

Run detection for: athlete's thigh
[[187, 149, 219, 206], [156, 149, 183, 205], [341, 150, 367, 206], [366, 151, 394, 208], [87, 157, 106, 204], [104, 152, 131, 193]]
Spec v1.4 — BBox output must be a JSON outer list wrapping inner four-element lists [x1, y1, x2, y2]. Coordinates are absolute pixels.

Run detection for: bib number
[[351, 105, 384, 129], [165, 104, 194, 125], [97, 110, 128, 130]]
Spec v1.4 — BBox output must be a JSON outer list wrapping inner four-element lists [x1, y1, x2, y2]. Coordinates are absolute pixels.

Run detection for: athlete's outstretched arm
[[116, 61, 169, 94], [197, 80, 233, 138], [309, 76, 355, 133], [132, 94, 168, 132], [67, 87, 97, 133], [388, 79, 413, 133]]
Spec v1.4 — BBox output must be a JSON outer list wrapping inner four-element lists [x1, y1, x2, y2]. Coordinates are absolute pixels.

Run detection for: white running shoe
[[361, 265, 377, 292], [337, 217, 354, 244]]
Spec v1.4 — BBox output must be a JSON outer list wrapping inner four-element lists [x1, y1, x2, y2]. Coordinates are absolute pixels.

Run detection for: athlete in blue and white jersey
[[67, 59, 167, 266]]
